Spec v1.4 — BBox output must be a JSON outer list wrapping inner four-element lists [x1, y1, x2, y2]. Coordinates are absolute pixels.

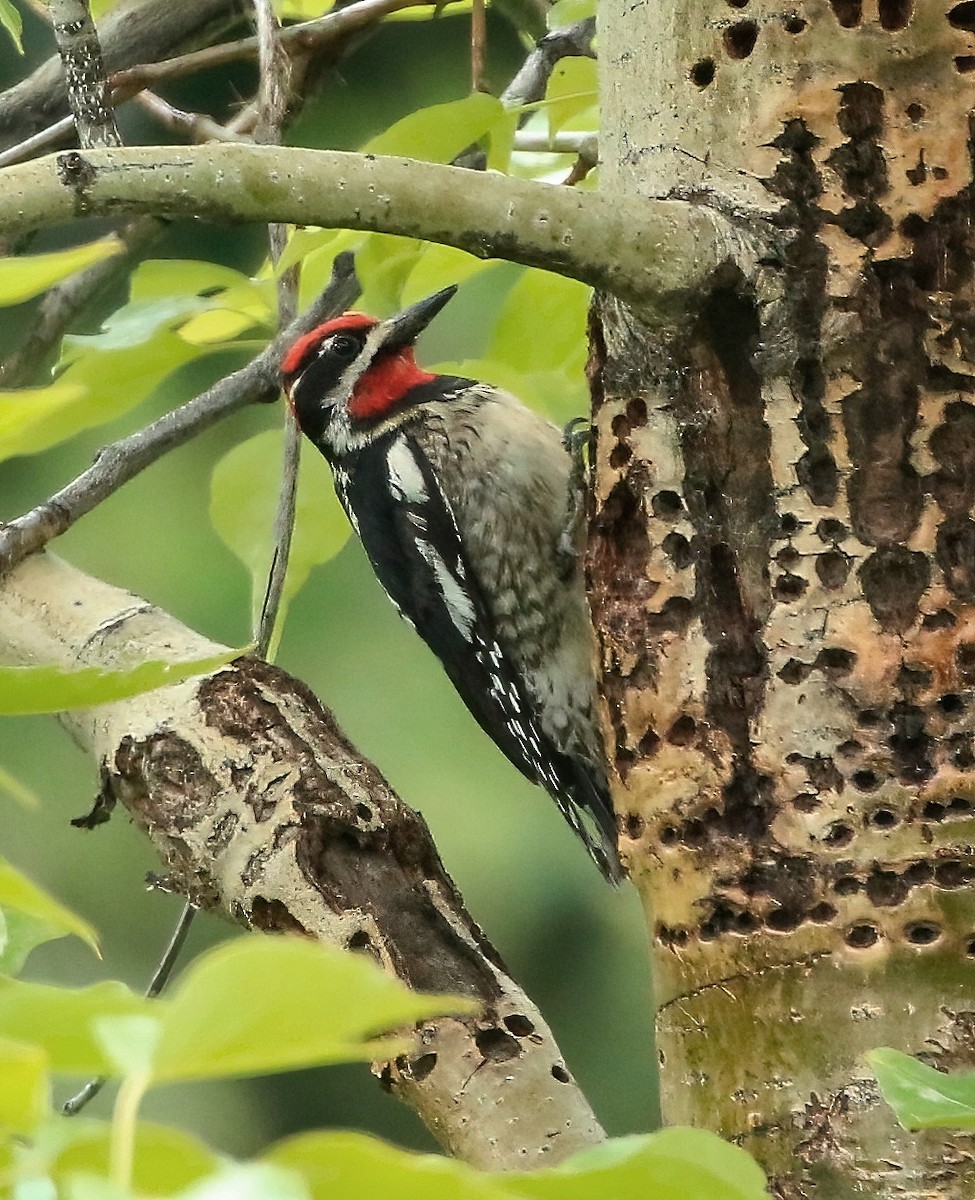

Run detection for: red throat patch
[[348, 349, 436, 422]]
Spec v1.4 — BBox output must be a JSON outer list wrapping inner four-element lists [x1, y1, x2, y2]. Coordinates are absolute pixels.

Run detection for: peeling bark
[[594, 2, 975, 1196], [0, 553, 604, 1170]]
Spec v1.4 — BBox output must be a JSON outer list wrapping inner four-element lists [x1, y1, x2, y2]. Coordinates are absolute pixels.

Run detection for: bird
[[280, 284, 622, 881]]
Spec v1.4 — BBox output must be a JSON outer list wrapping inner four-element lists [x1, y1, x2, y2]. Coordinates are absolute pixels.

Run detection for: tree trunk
[[592, 2, 975, 1196]]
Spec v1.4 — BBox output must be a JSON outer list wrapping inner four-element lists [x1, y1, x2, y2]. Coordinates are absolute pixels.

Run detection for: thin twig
[[253, 0, 301, 662], [513, 130, 598, 157], [0, 0, 404, 383], [49, 0, 121, 148], [471, 0, 487, 94], [0, 0, 247, 153], [562, 155, 597, 187], [0, 114, 75, 169], [133, 90, 244, 143], [0, 255, 359, 579], [0, 0, 132, 386], [61, 901, 197, 1116], [0, 0, 457, 168], [500, 17, 596, 110], [0, 217, 162, 388]]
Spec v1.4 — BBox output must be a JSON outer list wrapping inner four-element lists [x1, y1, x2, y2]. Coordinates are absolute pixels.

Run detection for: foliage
[[869, 1048, 975, 1131], [0, 0, 21, 54], [0, 649, 245, 715], [0, 4, 766, 1196], [0, 860, 766, 1198], [209, 429, 349, 635]]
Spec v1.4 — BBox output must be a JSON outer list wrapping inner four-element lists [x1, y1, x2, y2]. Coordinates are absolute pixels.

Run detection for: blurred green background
[[0, 1, 656, 1161]]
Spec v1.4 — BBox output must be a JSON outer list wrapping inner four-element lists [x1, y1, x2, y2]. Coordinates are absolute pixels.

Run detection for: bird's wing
[[337, 431, 620, 880]]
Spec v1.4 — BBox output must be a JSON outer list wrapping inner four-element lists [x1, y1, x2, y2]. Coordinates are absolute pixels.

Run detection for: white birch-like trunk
[[593, 3, 975, 1196]]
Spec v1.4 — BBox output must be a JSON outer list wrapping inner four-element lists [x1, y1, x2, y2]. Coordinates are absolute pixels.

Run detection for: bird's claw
[[558, 417, 592, 573]]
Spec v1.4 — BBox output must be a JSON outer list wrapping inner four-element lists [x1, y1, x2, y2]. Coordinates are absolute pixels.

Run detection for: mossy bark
[[593, 2, 975, 1195]]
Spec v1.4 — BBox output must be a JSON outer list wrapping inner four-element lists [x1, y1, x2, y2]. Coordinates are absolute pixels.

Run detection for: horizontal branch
[[0, 144, 759, 317], [0, 552, 605, 1169]]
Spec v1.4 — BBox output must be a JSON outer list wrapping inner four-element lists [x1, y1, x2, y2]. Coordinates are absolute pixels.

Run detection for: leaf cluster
[[0, 858, 768, 1199]]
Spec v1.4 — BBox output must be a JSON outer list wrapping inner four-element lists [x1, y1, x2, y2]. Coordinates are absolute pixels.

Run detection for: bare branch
[[0, 552, 607, 1169], [471, 0, 487, 93], [0, 0, 459, 167], [0, 0, 247, 152], [133, 90, 243, 143], [49, 0, 121, 149], [0, 255, 359, 579], [253, 0, 301, 661], [0, 144, 766, 316], [0, 216, 162, 388], [501, 17, 595, 109]]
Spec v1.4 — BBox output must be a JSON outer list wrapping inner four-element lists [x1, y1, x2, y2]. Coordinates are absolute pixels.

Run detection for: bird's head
[[281, 285, 457, 453]]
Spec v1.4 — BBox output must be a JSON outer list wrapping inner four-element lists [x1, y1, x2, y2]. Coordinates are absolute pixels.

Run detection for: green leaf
[[60, 1174, 137, 1200], [868, 1048, 975, 1130], [209, 429, 350, 641], [487, 270, 589, 375], [0, 978, 152, 1075], [94, 1014, 161, 1077], [0, 0, 23, 53], [129, 259, 255, 302], [0, 239, 123, 305], [61, 297, 214, 356], [544, 58, 597, 137], [400, 245, 494, 308], [1, 333, 201, 462], [52, 1120, 218, 1197], [268, 1130, 507, 1200], [384, 0, 473, 19], [123, 261, 273, 348], [353, 235, 426, 316], [0, 649, 242, 716], [0, 1038, 49, 1132], [547, 0, 595, 29], [501, 1130, 769, 1200], [175, 1162, 309, 1200], [273, 0, 338, 16], [429, 270, 590, 424], [2, 909, 61, 977], [269, 1131, 768, 1200], [0, 854, 99, 964], [277, 228, 344, 277], [364, 94, 505, 164], [0, 381, 88, 463], [150, 934, 478, 1084]]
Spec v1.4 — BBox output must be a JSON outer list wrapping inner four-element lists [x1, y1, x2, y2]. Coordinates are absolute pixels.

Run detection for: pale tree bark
[[3, 0, 974, 1190], [0, 553, 605, 1169], [592, 3, 975, 1198]]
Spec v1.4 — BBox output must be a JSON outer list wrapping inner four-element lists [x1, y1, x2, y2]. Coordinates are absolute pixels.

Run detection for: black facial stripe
[[290, 330, 369, 443], [396, 375, 477, 408]]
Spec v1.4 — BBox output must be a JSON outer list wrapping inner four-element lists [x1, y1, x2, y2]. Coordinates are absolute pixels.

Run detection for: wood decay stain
[[589, 1, 975, 1007]]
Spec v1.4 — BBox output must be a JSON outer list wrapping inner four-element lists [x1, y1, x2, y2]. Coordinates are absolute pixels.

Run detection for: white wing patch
[[416, 539, 477, 639], [386, 438, 430, 504], [333, 466, 359, 535]]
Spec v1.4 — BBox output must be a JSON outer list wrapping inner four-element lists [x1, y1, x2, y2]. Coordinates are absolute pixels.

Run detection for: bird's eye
[[328, 334, 359, 360]]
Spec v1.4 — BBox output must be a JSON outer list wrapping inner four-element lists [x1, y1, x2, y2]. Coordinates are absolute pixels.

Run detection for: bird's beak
[[380, 285, 458, 351]]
